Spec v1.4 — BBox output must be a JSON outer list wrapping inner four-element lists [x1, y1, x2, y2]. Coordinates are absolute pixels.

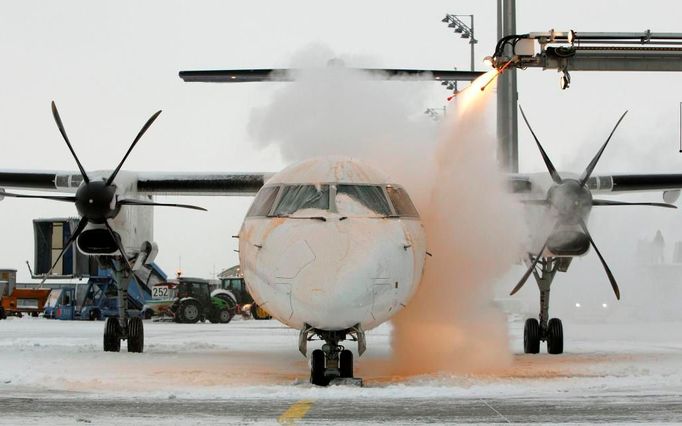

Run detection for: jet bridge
[[490, 30, 682, 171]]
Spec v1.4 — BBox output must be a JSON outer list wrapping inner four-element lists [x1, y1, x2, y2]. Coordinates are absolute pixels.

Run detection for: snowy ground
[[0, 316, 681, 423]]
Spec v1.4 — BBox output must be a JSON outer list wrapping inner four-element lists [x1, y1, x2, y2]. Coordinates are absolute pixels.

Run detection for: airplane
[[2, 67, 682, 385]]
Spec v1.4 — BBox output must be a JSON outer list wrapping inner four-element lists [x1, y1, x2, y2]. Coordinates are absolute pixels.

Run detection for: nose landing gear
[[300, 324, 364, 386]]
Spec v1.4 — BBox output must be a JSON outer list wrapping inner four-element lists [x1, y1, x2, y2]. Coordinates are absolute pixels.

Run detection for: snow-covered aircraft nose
[[243, 215, 420, 331], [238, 156, 427, 346]]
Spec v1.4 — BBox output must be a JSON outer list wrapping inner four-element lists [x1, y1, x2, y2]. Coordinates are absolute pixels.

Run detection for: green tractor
[[171, 277, 236, 324], [218, 266, 271, 320]]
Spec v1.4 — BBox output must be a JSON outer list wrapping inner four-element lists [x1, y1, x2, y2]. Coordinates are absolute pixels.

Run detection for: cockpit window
[[246, 186, 279, 217], [335, 185, 391, 217], [386, 185, 419, 217], [273, 185, 330, 216]]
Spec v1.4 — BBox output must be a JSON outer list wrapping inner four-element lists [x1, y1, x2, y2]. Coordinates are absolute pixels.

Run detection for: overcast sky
[[1, 0, 682, 290]]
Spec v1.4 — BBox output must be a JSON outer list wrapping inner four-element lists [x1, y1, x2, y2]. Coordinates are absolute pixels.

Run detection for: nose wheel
[[310, 348, 354, 386], [301, 325, 364, 386]]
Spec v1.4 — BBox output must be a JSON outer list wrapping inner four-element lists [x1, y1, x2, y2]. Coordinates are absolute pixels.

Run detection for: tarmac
[[1, 393, 681, 424]]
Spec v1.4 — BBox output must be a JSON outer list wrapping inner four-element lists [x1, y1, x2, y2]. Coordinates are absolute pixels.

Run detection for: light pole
[[441, 14, 478, 71]]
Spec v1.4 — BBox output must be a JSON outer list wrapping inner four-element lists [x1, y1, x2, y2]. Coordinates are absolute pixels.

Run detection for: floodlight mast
[[441, 13, 478, 72]]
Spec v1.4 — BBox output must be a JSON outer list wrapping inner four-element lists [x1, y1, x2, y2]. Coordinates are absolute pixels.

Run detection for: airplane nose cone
[[242, 217, 421, 331], [290, 236, 388, 329]]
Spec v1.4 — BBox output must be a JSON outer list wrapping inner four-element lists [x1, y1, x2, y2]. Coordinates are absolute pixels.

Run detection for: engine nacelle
[[547, 230, 589, 256], [77, 226, 121, 256]]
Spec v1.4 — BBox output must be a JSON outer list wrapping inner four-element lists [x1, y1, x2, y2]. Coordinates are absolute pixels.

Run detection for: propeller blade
[[510, 240, 548, 296], [579, 110, 628, 187], [0, 189, 76, 203], [592, 199, 676, 209], [106, 110, 162, 186], [118, 199, 207, 211], [578, 218, 621, 300], [39, 217, 88, 284], [51, 101, 90, 184], [518, 105, 562, 184]]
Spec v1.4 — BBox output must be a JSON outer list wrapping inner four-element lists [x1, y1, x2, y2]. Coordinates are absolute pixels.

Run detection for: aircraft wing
[[0, 170, 69, 192], [509, 172, 682, 198], [136, 172, 271, 196], [0, 170, 271, 196], [179, 68, 484, 83], [596, 174, 682, 193]]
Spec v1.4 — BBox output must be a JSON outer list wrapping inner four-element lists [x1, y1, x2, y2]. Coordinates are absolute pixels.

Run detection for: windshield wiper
[[270, 214, 327, 221]]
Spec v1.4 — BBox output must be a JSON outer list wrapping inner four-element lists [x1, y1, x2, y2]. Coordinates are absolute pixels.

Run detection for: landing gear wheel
[[103, 317, 121, 352], [339, 349, 353, 378], [177, 299, 201, 324], [310, 349, 327, 386], [127, 317, 144, 353], [547, 318, 564, 354], [0, 307, 6, 320], [523, 318, 540, 354]]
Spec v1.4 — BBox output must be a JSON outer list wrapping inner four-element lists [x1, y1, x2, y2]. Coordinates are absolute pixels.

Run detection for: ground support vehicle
[[0, 269, 50, 318], [217, 266, 271, 320], [43, 275, 150, 321], [167, 277, 235, 324]]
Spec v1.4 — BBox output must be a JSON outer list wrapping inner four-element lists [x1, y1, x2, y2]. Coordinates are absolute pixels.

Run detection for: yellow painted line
[[277, 399, 314, 425]]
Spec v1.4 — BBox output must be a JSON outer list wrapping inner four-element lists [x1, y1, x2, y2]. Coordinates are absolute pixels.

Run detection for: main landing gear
[[522, 256, 567, 355], [101, 258, 144, 353], [299, 324, 365, 386]]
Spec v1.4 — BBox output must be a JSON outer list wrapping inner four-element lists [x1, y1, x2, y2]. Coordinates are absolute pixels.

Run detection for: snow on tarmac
[[0, 316, 680, 401]]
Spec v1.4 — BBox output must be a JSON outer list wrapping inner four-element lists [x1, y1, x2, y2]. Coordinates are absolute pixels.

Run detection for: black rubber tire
[[310, 349, 327, 386], [103, 317, 121, 352], [0, 307, 5, 320], [143, 309, 153, 320], [547, 318, 564, 355], [214, 294, 238, 317], [217, 308, 232, 324], [127, 317, 144, 353], [339, 349, 353, 378], [523, 318, 541, 354], [89, 309, 100, 321], [177, 299, 202, 324]]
